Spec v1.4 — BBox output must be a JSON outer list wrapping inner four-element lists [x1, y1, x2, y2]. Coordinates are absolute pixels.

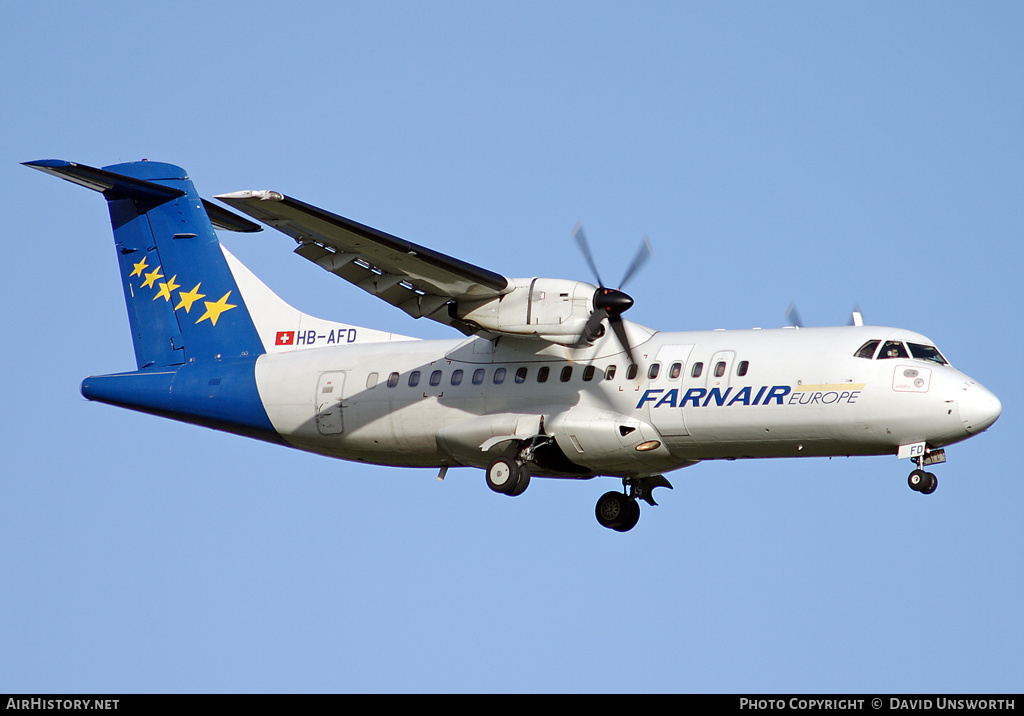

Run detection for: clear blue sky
[[3, 1, 1022, 693]]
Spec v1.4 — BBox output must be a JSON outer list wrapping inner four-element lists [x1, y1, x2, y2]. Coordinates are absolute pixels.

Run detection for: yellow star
[[195, 291, 237, 326], [154, 275, 180, 302], [141, 266, 163, 289], [175, 283, 205, 313], [129, 257, 149, 277]]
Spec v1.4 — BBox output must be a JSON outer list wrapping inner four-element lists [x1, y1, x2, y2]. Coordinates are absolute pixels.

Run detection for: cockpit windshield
[[908, 343, 949, 365], [877, 340, 909, 359]]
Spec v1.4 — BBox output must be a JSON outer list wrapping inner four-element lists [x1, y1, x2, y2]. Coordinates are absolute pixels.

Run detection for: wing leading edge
[[215, 190, 511, 334]]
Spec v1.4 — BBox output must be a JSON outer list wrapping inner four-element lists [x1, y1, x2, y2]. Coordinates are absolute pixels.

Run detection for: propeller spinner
[[572, 223, 652, 365]]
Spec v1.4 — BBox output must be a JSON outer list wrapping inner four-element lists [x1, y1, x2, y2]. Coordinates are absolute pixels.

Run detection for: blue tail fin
[[26, 159, 282, 443], [25, 159, 266, 369]]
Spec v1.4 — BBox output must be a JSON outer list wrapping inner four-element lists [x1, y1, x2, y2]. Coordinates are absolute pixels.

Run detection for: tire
[[486, 458, 519, 494], [596, 491, 630, 530], [908, 469, 928, 492], [920, 472, 938, 495], [508, 463, 531, 497], [612, 498, 641, 532]]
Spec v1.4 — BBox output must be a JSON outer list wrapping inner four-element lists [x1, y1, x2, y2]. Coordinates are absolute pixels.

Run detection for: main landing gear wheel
[[595, 491, 641, 532], [908, 469, 938, 495], [486, 458, 530, 496]]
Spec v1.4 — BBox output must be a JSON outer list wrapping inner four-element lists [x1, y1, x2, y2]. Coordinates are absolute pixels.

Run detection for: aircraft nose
[[959, 381, 1002, 435]]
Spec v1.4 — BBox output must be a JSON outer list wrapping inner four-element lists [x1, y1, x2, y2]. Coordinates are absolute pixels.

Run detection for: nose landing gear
[[908, 468, 938, 494]]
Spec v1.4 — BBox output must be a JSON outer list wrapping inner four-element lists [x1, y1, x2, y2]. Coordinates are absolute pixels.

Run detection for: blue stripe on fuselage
[[81, 357, 283, 445]]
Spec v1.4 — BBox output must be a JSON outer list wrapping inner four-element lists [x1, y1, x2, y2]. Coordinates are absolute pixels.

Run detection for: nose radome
[[959, 381, 1002, 435]]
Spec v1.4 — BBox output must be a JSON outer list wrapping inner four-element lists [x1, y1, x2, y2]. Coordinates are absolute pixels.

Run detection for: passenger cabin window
[[387, 372, 400, 388], [691, 362, 704, 378], [366, 372, 378, 389], [626, 364, 638, 380], [648, 363, 660, 380], [605, 365, 617, 380], [408, 371, 421, 387], [537, 366, 550, 383], [583, 365, 596, 382], [493, 367, 506, 384], [878, 340, 909, 359], [429, 370, 442, 386], [515, 367, 528, 383], [560, 366, 573, 382], [472, 368, 485, 385], [855, 340, 881, 359], [714, 362, 727, 378], [669, 362, 682, 379], [451, 369, 463, 386], [908, 343, 949, 365], [737, 360, 749, 377]]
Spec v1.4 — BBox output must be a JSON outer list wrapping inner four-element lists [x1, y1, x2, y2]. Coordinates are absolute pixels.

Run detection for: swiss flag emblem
[[275, 331, 295, 346]]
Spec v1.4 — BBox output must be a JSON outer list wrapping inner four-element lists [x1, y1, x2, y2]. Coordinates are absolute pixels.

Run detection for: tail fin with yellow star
[[24, 159, 286, 443], [24, 159, 267, 370]]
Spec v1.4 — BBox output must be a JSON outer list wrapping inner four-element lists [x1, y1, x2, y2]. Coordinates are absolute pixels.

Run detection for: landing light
[[635, 440, 661, 452]]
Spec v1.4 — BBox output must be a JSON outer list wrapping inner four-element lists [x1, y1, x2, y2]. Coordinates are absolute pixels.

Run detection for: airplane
[[25, 158, 1002, 532]]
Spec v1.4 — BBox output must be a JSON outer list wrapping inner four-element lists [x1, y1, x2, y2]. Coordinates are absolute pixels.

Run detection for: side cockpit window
[[878, 340, 909, 359], [854, 340, 880, 359], [908, 343, 949, 365]]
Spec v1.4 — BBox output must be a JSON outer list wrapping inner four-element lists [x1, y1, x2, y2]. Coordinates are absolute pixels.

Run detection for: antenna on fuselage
[[785, 302, 864, 328], [849, 305, 864, 326]]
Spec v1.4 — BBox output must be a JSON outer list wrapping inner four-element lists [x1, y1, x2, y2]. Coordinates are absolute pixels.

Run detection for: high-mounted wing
[[215, 190, 510, 334]]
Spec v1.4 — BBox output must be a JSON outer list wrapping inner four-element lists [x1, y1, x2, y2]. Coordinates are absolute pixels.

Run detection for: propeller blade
[[571, 224, 650, 362], [609, 314, 636, 366], [581, 306, 608, 344], [785, 303, 803, 328], [618, 236, 653, 290], [572, 223, 606, 288]]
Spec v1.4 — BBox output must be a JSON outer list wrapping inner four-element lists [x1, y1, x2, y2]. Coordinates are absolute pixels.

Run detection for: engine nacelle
[[458, 278, 598, 345]]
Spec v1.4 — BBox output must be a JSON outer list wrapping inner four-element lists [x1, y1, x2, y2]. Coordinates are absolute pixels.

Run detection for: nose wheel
[[908, 468, 938, 494]]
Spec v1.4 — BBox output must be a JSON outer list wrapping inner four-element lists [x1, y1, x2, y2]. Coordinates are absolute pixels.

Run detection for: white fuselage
[[253, 322, 1000, 479]]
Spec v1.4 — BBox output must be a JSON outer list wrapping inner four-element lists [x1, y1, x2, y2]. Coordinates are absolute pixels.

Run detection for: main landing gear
[[486, 457, 531, 497], [483, 453, 672, 533], [595, 475, 673, 533], [596, 490, 641, 532]]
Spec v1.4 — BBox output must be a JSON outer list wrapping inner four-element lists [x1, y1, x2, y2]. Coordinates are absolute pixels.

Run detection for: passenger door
[[315, 372, 346, 435]]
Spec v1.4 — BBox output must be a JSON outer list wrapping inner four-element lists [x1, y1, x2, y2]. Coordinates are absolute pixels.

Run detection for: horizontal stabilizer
[[23, 159, 185, 202], [25, 160, 262, 232]]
